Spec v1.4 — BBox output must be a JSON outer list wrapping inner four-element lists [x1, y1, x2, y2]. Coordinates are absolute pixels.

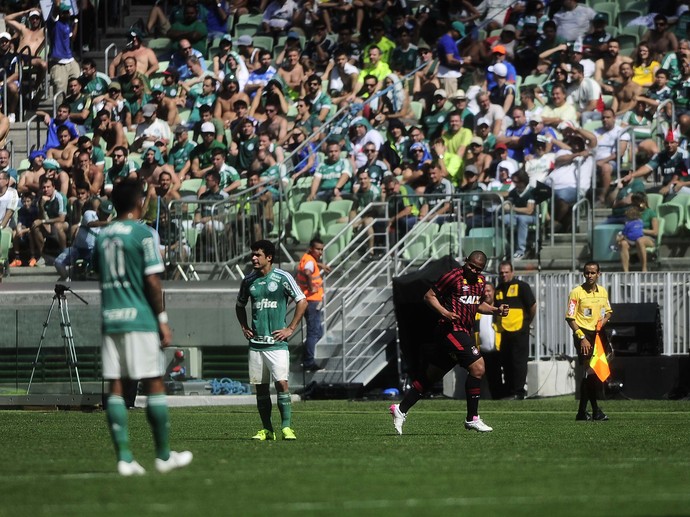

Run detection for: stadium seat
[[646, 193, 663, 212], [617, 10, 643, 31], [410, 100, 423, 120], [292, 200, 327, 242], [253, 35, 274, 52], [432, 221, 465, 258], [180, 178, 204, 198], [462, 227, 497, 258], [402, 222, 438, 263], [0, 228, 12, 270], [327, 199, 353, 216], [149, 38, 172, 50], [656, 194, 690, 236], [322, 222, 352, 263]]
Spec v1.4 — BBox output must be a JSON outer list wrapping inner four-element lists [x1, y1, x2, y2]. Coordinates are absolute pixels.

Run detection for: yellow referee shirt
[[565, 284, 613, 331]]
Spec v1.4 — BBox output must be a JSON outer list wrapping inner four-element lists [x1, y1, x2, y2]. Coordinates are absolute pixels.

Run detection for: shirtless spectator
[[5, 8, 47, 77], [612, 62, 643, 116], [258, 102, 288, 145], [108, 28, 159, 79], [595, 39, 633, 95], [142, 170, 181, 227], [150, 83, 179, 127], [641, 14, 679, 61], [277, 46, 305, 100], [92, 109, 127, 157], [138, 147, 179, 189], [47, 125, 78, 172], [214, 76, 249, 127], [72, 151, 104, 196], [18, 150, 47, 195]]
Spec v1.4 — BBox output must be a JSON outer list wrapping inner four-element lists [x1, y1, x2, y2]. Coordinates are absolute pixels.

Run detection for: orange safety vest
[[296, 253, 324, 302]]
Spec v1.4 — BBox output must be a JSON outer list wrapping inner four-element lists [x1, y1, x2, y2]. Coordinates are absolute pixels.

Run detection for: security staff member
[[495, 261, 536, 399]]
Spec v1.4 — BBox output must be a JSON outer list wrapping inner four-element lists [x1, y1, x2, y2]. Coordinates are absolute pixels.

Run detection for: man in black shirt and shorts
[[390, 251, 509, 434]]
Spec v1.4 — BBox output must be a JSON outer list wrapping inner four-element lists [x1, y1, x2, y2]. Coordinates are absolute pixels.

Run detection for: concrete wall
[[0, 282, 245, 350]]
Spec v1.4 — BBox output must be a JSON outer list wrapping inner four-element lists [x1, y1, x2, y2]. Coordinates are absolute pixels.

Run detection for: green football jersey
[[94, 220, 165, 334], [315, 158, 352, 192], [237, 267, 306, 351]]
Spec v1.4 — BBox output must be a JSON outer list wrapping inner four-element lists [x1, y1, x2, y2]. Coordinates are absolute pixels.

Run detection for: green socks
[[277, 392, 292, 429], [257, 394, 273, 431], [106, 395, 133, 462], [146, 394, 171, 460]]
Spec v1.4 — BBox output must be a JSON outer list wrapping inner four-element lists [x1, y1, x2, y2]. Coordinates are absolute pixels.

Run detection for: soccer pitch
[[1, 398, 689, 517]]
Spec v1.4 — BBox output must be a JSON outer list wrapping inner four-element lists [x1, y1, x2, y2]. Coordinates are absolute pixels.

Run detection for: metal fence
[[515, 271, 689, 358]]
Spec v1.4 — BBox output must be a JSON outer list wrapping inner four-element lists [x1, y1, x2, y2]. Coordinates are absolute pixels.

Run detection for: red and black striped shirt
[[432, 268, 486, 335]]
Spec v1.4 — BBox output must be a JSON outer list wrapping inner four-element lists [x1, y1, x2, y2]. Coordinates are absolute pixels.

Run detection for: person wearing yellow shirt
[[432, 138, 462, 187], [565, 261, 613, 422], [442, 111, 473, 159], [362, 23, 396, 65], [356, 47, 392, 93]]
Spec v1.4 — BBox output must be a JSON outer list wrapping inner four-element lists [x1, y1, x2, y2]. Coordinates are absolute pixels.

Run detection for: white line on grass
[[273, 492, 690, 512]]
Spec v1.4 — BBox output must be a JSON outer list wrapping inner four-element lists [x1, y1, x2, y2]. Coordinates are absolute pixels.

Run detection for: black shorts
[[429, 329, 483, 371], [574, 328, 611, 365]]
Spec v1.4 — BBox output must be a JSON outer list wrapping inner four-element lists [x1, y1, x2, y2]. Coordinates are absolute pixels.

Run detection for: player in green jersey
[[94, 178, 192, 476], [236, 240, 308, 441]]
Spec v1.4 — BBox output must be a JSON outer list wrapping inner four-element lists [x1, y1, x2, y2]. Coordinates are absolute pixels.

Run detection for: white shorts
[[102, 332, 165, 380], [248, 349, 289, 385]]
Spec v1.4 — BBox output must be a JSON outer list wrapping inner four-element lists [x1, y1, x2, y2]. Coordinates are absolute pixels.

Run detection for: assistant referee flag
[[590, 324, 610, 382]]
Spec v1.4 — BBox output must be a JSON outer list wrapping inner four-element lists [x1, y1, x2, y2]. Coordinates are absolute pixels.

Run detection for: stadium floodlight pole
[[27, 284, 89, 395]]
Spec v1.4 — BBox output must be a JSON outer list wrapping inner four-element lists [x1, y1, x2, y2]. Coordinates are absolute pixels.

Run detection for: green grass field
[[1, 398, 689, 517]]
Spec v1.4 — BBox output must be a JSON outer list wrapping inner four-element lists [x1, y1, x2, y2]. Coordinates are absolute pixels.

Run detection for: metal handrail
[[52, 91, 65, 117], [17, 65, 23, 123], [104, 43, 117, 78], [25, 114, 41, 154], [616, 126, 637, 180], [6, 139, 13, 168], [571, 196, 592, 271], [0, 70, 7, 118]]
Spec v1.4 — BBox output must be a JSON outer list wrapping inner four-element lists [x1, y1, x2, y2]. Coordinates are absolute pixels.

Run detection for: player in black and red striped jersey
[[390, 250, 509, 434]]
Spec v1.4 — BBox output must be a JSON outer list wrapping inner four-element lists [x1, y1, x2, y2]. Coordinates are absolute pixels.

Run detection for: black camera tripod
[[27, 284, 89, 395]]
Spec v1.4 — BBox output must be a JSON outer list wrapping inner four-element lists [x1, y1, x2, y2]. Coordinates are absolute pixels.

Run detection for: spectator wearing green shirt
[[309, 140, 353, 202], [168, 126, 196, 180], [167, 3, 208, 55]]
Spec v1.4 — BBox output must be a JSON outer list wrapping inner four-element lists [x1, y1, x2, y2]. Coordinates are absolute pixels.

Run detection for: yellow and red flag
[[590, 322, 610, 382]]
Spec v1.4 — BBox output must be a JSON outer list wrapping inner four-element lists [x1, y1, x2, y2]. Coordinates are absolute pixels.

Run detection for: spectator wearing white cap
[[191, 121, 227, 178], [488, 62, 516, 114], [449, 89, 475, 129], [485, 45, 517, 92], [132, 104, 172, 154], [5, 8, 47, 82], [421, 89, 452, 140]]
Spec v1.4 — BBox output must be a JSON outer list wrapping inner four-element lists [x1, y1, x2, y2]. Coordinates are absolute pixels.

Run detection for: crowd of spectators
[[0, 0, 688, 275]]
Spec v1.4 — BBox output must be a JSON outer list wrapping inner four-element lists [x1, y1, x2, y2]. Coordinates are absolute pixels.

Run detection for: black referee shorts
[[574, 328, 611, 366]]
